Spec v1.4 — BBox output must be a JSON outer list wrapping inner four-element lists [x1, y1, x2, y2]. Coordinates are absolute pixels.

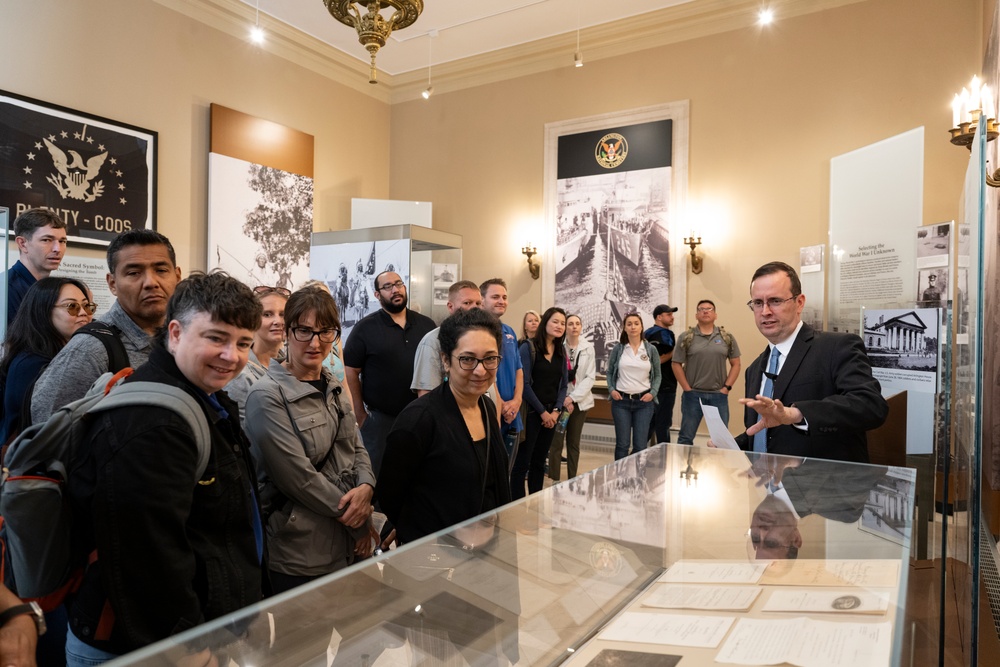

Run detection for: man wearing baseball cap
[[645, 304, 679, 443]]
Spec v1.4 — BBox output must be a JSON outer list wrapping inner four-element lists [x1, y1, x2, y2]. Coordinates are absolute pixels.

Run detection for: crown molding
[[156, 0, 866, 105], [153, 0, 396, 101]]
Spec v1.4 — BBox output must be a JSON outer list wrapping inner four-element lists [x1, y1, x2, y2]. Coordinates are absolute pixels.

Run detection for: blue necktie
[[753, 347, 781, 453]]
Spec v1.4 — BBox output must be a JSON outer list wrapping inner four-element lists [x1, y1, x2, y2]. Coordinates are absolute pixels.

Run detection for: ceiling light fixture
[[758, 8, 774, 25], [250, 0, 264, 43], [323, 0, 424, 84], [422, 30, 436, 100]]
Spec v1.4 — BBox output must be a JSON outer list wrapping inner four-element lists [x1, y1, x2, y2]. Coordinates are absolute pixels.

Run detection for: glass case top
[[110, 445, 913, 667]]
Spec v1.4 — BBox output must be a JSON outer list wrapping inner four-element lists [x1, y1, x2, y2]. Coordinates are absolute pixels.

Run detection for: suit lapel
[[773, 324, 815, 400]]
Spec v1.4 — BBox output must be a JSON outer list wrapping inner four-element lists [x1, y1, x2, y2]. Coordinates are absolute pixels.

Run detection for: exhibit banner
[[829, 129, 922, 334], [207, 104, 314, 292], [0, 89, 157, 246], [544, 102, 688, 374]]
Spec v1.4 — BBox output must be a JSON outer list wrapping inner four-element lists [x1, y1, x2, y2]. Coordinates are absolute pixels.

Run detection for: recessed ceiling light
[[758, 8, 774, 25]]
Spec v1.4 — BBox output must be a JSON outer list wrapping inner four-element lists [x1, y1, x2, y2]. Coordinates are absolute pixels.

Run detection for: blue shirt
[[5, 260, 36, 325], [496, 322, 523, 432], [645, 324, 677, 388]]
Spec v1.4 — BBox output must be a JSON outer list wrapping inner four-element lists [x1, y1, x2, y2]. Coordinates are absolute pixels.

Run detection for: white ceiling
[[241, 0, 695, 76]]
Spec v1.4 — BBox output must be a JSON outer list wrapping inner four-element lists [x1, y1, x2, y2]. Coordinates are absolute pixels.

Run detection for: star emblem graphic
[[110, 158, 117, 165], [119, 197, 127, 205], [73, 132, 81, 139], [26, 152, 35, 160], [98, 144, 106, 151], [115, 170, 123, 177], [23, 181, 32, 189], [34, 141, 42, 150], [118, 183, 125, 190], [22, 166, 32, 174], [60, 131, 68, 138]]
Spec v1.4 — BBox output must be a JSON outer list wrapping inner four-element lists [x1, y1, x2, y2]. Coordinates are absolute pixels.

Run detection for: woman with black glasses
[[0, 277, 95, 443], [222, 285, 289, 421], [243, 285, 375, 595], [0, 276, 94, 666], [379, 308, 511, 545]]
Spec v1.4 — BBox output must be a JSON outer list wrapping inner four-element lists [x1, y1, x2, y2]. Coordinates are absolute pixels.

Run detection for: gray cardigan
[[244, 360, 376, 576]]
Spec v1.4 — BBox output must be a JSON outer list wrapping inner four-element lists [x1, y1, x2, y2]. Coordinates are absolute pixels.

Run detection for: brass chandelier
[[323, 0, 424, 84]]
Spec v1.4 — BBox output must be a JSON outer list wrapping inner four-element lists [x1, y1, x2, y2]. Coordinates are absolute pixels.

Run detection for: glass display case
[[108, 445, 915, 667], [310, 225, 463, 340]]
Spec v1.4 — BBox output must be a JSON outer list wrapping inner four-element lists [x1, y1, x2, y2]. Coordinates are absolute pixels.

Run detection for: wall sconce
[[683, 235, 703, 274], [521, 244, 540, 280], [949, 75, 1000, 186]]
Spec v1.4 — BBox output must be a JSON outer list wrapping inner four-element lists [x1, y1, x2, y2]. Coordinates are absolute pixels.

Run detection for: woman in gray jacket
[[244, 286, 376, 595]]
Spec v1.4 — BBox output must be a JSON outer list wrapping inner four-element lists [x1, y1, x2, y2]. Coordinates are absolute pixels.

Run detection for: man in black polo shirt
[[344, 270, 436, 476]]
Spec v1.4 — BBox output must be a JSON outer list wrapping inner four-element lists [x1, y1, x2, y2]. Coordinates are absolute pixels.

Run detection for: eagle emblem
[[43, 138, 107, 202], [595, 132, 628, 169]]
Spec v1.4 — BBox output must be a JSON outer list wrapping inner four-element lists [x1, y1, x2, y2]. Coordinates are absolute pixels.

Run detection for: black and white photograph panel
[[915, 222, 951, 261], [862, 308, 940, 373], [799, 244, 823, 273], [208, 152, 312, 291], [916, 267, 948, 308], [555, 167, 672, 373]]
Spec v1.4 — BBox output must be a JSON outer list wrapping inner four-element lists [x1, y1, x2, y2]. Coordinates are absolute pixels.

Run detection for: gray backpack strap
[[90, 382, 212, 480]]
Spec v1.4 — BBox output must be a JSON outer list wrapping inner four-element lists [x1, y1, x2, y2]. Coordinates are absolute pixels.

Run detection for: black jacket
[[378, 382, 511, 545], [68, 347, 263, 654]]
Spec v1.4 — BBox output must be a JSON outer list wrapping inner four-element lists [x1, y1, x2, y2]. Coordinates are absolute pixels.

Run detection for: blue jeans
[[677, 390, 729, 444], [611, 397, 655, 460], [66, 626, 118, 667]]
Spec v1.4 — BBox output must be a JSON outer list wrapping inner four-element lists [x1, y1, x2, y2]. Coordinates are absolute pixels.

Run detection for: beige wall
[[388, 0, 980, 425], [0, 0, 391, 272]]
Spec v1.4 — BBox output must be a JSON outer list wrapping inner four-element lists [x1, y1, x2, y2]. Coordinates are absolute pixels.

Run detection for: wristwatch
[[0, 601, 46, 636], [723, 384, 732, 391]]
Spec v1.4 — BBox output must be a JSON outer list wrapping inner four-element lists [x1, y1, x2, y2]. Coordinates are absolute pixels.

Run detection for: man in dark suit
[[735, 261, 888, 463]]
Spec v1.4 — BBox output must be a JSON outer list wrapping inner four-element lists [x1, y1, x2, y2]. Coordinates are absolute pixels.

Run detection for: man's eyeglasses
[[290, 327, 340, 343], [254, 286, 291, 297], [747, 296, 798, 312], [453, 354, 502, 371], [378, 280, 406, 293], [54, 302, 97, 316]]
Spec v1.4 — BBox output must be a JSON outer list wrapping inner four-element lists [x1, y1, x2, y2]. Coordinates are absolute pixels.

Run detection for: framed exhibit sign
[[207, 104, 314, 291], [543, 102, 689, 374], [0, 90, 157, 246]]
